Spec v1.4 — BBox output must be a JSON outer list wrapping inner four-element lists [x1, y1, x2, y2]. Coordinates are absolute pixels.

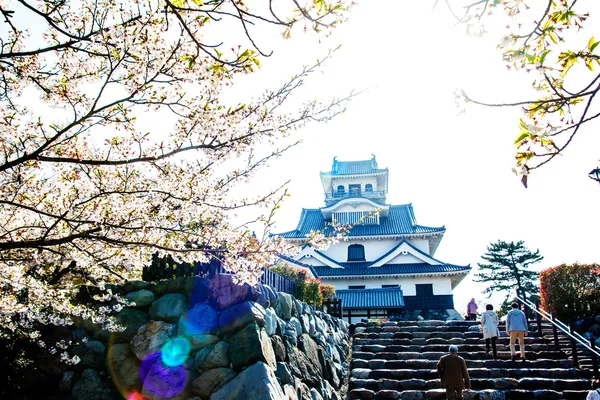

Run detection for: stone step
[[351, 352, 569, 367], [349, 358, 575, 370], [352, 351, 568, 363], [357, 320, 543, 326], [349, 320, 592, 400], [348, 367, 592, 380], [354, 331, 545, 339], [352, 350, 569, 361], [353, 338, 554, 348], [347, 388, 590, 400], [348, 376, 592, 391], [354, 344, 558, 354]]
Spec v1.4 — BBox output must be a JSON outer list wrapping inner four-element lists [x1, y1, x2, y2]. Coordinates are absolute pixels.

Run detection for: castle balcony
[[324, 190, 386, 203]]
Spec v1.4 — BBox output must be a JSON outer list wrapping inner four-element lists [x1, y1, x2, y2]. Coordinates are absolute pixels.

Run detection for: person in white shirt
[[480, 304, 499, 359], [587, 379, 600, 400]]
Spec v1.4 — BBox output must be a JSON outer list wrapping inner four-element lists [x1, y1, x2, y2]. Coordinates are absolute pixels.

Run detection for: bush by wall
[[269, 265, 336, 307], [540, 263, 600, 321]]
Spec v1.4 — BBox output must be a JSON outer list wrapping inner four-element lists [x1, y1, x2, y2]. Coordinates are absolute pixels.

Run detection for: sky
[[224, 1, 600, 312]]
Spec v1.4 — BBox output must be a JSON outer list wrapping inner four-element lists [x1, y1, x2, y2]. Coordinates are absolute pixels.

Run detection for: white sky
[[226, 1, 600, 312]]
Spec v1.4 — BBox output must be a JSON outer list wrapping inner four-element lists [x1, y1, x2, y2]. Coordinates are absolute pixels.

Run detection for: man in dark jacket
[[437, 345, 471, 399]]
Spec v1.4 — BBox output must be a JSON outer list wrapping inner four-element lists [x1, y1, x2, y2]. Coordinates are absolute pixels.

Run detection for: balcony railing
[[325, 190, 386, 200]]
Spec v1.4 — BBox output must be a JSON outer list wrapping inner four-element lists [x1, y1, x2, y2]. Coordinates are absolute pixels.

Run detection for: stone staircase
[[347, 320, 594, 399]]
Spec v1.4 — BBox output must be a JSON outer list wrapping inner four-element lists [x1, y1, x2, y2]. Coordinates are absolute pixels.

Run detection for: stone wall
[[42, 275, 350, 400]]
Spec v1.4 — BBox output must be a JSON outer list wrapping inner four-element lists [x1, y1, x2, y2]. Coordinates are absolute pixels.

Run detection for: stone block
[[130, 320, 176, 361], [109, 308, 149, 343], [123, 280, 152, 293], [72, 369, 111, 400], [348, 389, 375, 400], [276, 362, 295, 386], [265, 307, 277, 336], [195, 341, 229, 371], [218, 301, 266, 336], [399, 391, 424, 400], [271, 335, 287, 362], [188, 334, 220, 353], [125, 289, 156, 308], [209, 274, 258, 311], [151, 277, 194, 297], [149, 293, 187, 323], [178, 303, 218, 336], [210, 361, 285, 400], [227, 322, 276, 370], [141, 355, 194, 400], [424, 389, 446, 400], [275, 292, 294, 320], [398, 379, 427, 390], [375, 390, 400, 400], [478, 390, 506, 400], [106, 343, 141, 392], [191, 367, 236, 399]]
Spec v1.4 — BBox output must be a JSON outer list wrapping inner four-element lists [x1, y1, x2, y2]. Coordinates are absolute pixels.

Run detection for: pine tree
[[474, 240, 543, 305]]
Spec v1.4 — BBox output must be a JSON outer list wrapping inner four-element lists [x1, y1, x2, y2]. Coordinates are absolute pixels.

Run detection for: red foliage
[[540, 263, 600, 320]]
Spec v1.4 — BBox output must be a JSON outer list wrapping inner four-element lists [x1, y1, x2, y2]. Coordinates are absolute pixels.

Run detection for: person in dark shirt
[[437, 345, 471, 399]]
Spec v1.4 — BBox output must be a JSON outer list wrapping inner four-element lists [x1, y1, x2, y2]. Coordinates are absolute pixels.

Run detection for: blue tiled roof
[[335, 287, 405, 309], [314, 263, 471, 277], [275, 204, 444, 239], [328, 156, 386, 175]]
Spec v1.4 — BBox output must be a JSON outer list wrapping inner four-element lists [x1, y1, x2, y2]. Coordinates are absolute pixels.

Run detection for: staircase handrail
[[515, 295, 600, 358]]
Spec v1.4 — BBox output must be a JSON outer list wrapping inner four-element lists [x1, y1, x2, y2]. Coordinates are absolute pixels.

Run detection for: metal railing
[[142, 254, 298, 297], [324, 190, 386, 200], [516, 291, 600, 378]]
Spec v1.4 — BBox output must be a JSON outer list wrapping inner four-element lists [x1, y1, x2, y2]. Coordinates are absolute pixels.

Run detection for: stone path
[[347, 320, 593, 399]]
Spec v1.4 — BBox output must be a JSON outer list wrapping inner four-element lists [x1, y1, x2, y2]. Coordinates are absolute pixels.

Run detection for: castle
[[274, 156, 470, 323]]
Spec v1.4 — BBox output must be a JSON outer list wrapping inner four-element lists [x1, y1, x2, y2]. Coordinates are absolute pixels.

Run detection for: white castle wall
[[332, 203, 382, 213], [328, 176, 378, 192], [321, 276, 453, 296], [320, 237, 431, 262]]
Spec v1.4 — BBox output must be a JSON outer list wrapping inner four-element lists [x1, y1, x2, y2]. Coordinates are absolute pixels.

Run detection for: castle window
[[349, 285, 365, 290], [382, 284, 399, 288], [336, 185, 345, 196], [349, 184, 361, 195], [365, 184, 373, 192], [415, 284, 433, 297], [347, 244, 365, 261]]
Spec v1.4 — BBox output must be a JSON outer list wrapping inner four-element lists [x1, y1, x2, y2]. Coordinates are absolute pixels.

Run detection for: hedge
[[269, 264, 336, 306], [539, 263, 600, 321]]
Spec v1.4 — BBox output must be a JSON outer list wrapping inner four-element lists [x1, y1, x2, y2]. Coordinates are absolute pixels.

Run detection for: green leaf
[[514, 132, 530, 145]]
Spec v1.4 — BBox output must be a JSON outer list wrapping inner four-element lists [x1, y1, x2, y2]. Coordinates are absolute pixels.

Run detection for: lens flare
[[140, 352, 187, 398], [161, 337, 191, 367], [127, 390, 145, 400]]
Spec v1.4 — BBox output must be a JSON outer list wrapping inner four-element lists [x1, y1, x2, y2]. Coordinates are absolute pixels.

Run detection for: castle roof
[[314, 263, 470, 278], [275, 203, 444, 239], [328, 156, 387, 176], [278, 239, 471, 279], [335, 287, 405, 309]]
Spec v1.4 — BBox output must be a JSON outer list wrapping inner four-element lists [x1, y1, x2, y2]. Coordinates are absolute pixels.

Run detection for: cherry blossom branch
[[0, 227, 101, 250]]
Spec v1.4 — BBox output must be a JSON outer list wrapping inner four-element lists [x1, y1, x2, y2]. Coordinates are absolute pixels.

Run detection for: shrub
[[269, 265, 335, 306], [540, 263, 600, 321]]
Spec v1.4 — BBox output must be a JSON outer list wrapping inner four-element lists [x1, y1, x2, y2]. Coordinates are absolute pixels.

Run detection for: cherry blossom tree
[[444, 0, 599, 185], [0, 0, 355, 341]]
